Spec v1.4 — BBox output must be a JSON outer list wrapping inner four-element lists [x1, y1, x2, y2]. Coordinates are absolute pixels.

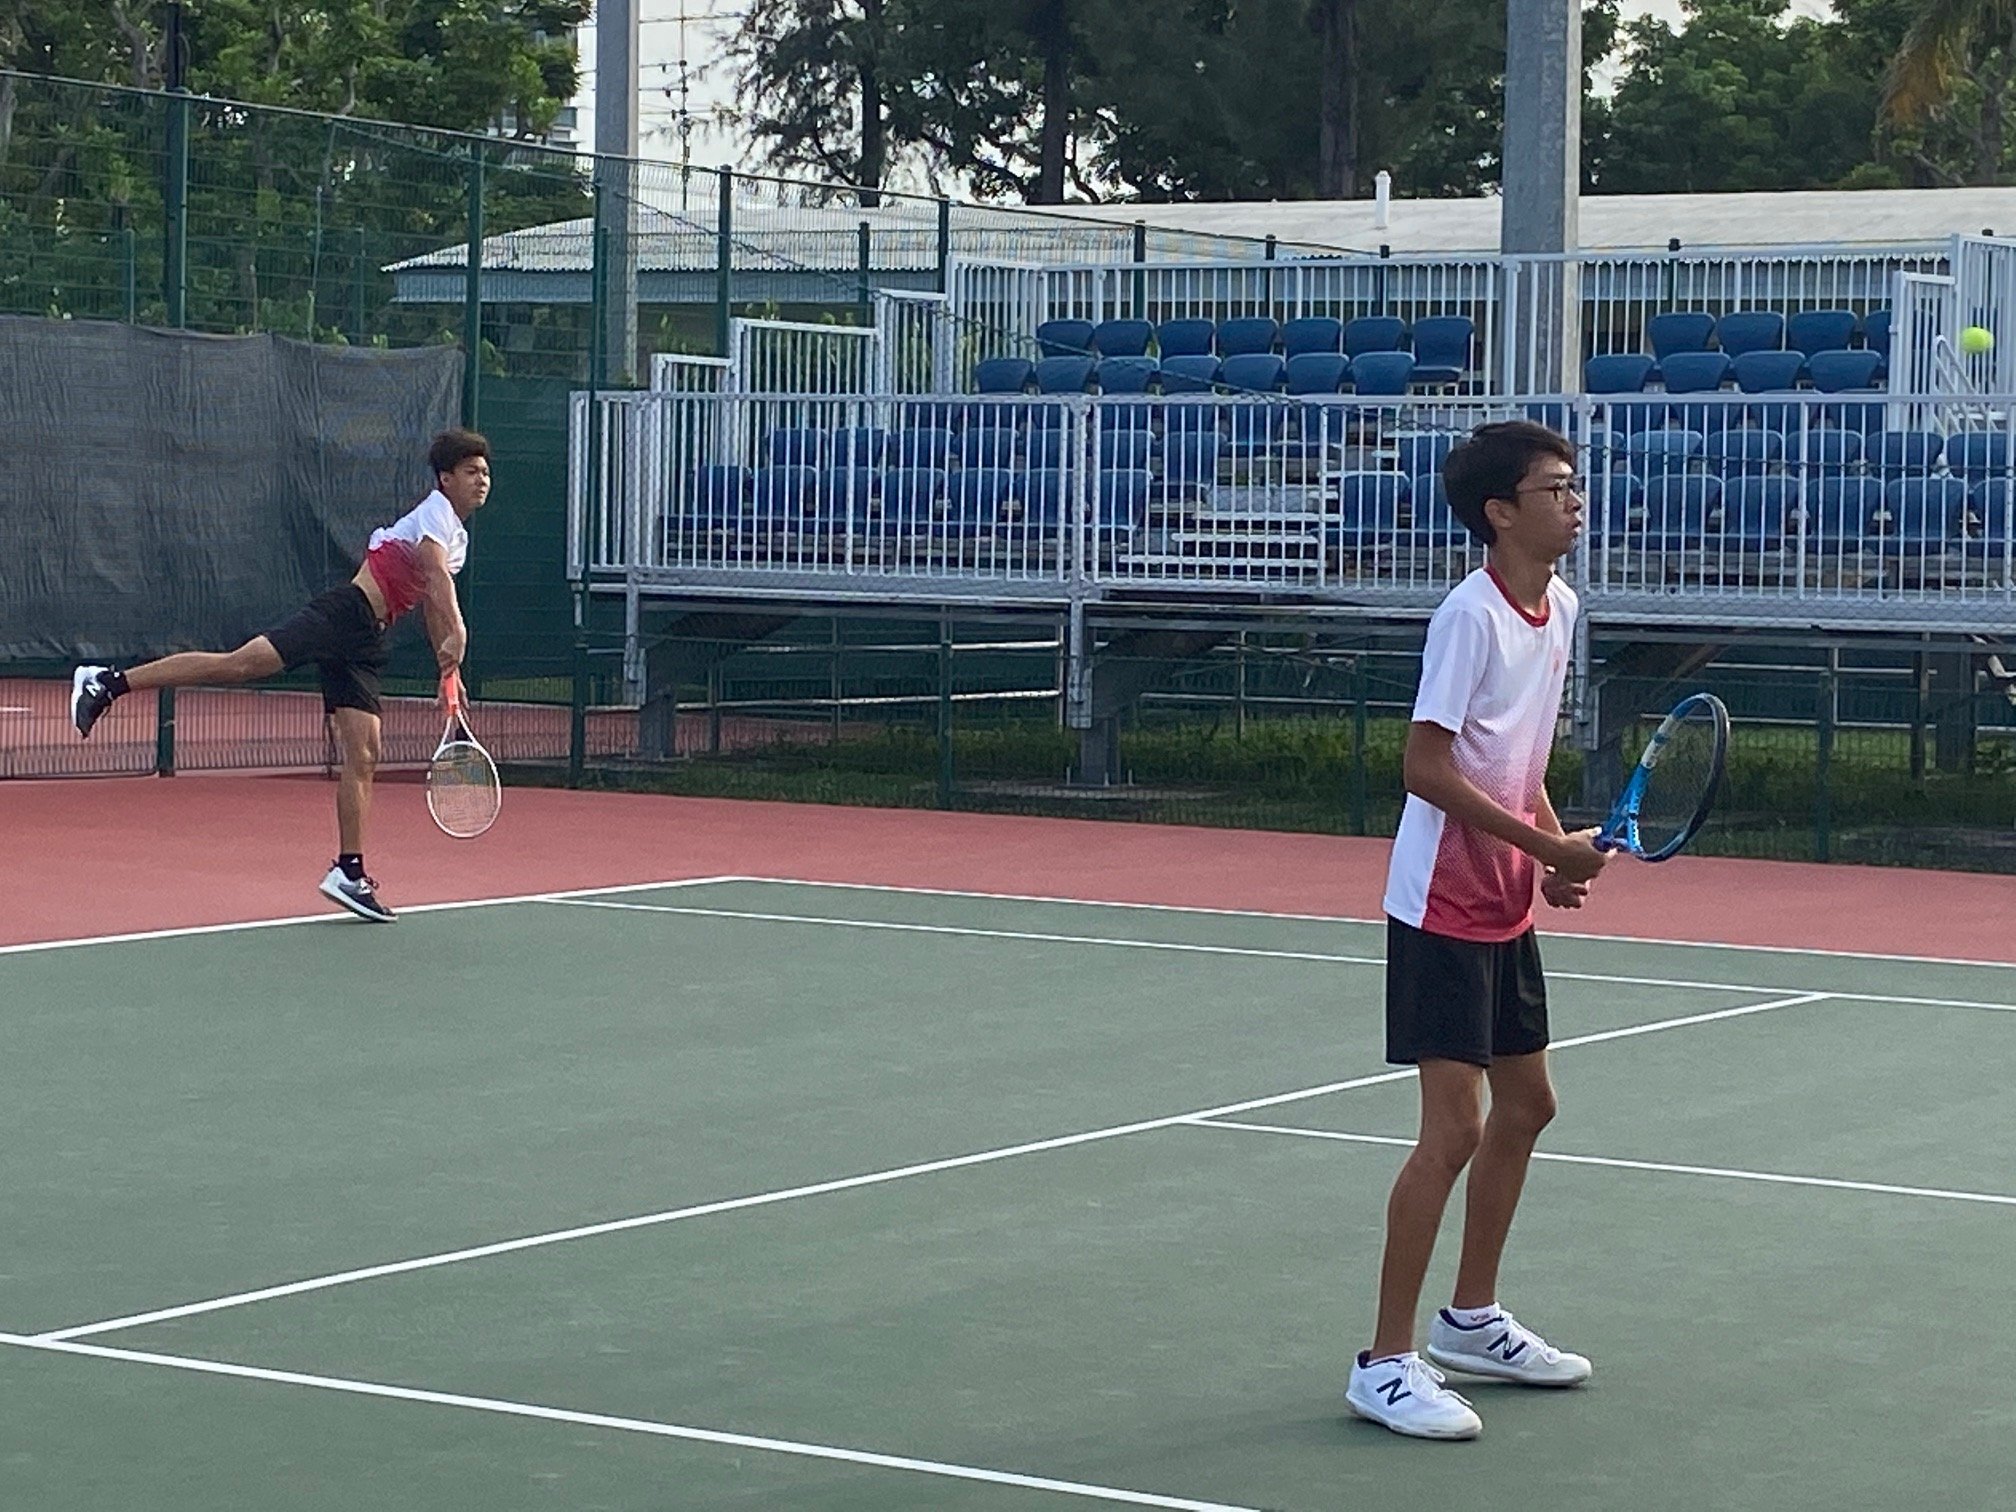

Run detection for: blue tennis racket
[[1595, 692, 1729, 860]]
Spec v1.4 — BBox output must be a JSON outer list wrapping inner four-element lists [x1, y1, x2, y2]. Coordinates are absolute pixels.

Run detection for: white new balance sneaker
[[1345, 1350, 1483, 1440], [1425, 1307, 1592, 1387]]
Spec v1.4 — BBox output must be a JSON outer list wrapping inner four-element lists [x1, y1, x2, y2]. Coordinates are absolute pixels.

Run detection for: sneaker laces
[[1396, 1353, 1472, 1406]]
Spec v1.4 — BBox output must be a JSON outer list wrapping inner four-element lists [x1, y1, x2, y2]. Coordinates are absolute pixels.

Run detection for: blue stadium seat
[[1156, 319, 1216, 359], [1624, 429, 1706, 469], [1349, 351, 1415, 396], [1159, 354, 1221, 394], [1092, 319, 1153, 358], [1282, 316, 1344, 357], [1035, 319, 1095, 357], [1227, 402, 1288, 458], [1704, 429, 1783, 476], [1409, 317, 1475, 386], [1025, 428, 1070, 470], [1945, 431, 2011, 481], [1397, 432, 1458, 478], [1813, 477, 1886, 544], [1217, 317, 1279, 357], [972, 357, 1033, 394], [1095, 356, 1159, 395], [960, 424, 1020, 470], [1099, 401, 1156, 435], [1034, 355, 1095, 394], [1008, 470, 1066, 527], [767, 427, 826, 467], [819, 466, 877, 520], [880, 467, 946, 516], [1719, 476, 1798, 548], [1409, 472, 1464, 544], [946, 467, 1011, 526], [1731, 350, 1805, 394], [1659, 351, 1732, 393], [1791, 428, 1863, 475], [1642, 474, 1721, 550], [1096, 470, 1152, 541], [887, 429, 954, 468], [1806, 350, 1883, 393], [1285, 352, 1349, 395], [1646, 311, 1716, 365], [1863, 308, 1892, 377], [1159, 432, 1222, 495], [1344, 316, 1407, 357], [1965, 478, 2012, 546], [1787, 310, 1858, 358], [831, 426, 887, 467], [752, 464, 819, 514], [1873, 477, 1969, 543], [1331, 472, 1408, 548], [1588, 472, 1643, 540], [1867, 430, 1942, 476], [1585, 354, 1655, 394], [1218, 353, 1286, 392], [1716, 310, 1785, 358], [1101, 430, 1154, 471]]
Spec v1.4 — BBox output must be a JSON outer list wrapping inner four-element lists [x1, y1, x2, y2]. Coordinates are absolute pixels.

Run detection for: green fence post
[[568, 635, 588, 789], [856, 220, 873, 326], [830, 618, 843, 746], [1815, 660, 1837, 862], [937, 617, 955, 808], [936, 197, 952, 293], [1350, 656, 1369, 836], [353, 226, 368, 344], [715, 168, 734, 357], [1132, 219, 1147, 321], [121, 226, 136, 322], [462, 147, 484, 429], [159, 73, 191, 775]]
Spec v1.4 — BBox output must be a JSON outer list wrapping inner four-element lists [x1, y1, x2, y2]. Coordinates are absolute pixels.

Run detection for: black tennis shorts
[[1385, 916, 1549, 1067], [262, 584, 389, 716]]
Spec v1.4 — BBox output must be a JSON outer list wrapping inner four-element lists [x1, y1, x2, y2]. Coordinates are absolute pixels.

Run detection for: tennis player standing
[[1345, 420, 1609, 1439], [71, 429, 491, 923]]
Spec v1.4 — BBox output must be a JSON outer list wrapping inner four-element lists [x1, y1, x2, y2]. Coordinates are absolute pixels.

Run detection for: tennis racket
[[1594, 692, 1729, 861], [427, 672, 501, 839]]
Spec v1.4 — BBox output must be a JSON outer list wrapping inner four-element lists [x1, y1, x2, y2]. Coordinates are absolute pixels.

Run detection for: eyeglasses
[[1518, 477, 1586, 502]]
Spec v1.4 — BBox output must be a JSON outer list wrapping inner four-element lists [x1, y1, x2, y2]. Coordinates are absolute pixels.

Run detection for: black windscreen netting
[[0, 316, 459, 662]]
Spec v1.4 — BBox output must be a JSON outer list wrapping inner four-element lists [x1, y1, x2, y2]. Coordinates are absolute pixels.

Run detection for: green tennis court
[[7, 879, 2012, 1510]]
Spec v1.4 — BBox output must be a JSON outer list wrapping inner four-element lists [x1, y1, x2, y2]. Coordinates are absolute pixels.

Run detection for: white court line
[[1184, 1120, 2016, 1210], [0, 876, 743, 958], [714, 875, 2016, 973], [542, 899, 2016, 1015], [36, 992, 1826, 1344], [0, 1334, 1263, 1512]]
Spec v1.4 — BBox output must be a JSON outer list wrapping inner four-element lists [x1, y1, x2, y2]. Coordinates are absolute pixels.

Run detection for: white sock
[[1445, 1302, 1501, 1327]]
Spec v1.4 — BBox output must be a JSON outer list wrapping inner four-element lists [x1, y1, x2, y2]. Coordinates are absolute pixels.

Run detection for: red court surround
[[4, 775, 2012, 961]]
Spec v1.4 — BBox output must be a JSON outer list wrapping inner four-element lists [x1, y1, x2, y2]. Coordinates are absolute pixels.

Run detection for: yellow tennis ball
[[1961, 325, 1995, 354]]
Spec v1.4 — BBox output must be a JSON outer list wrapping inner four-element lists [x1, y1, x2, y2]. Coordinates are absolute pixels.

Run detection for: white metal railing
[[571, 388, 2016, 624]]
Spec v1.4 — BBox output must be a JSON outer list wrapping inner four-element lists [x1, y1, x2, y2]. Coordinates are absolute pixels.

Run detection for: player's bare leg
[[71, 638, 283, 737], [318, 708, 394, 923]]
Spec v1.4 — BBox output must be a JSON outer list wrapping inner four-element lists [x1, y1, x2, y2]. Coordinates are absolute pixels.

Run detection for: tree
[[1871, 0, 2016, 183], [1590, 0, 1877, 193]]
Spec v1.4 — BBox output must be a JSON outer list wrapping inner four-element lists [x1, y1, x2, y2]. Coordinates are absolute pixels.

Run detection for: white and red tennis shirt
[[1383, 565, 1578, 942], [363, 490, 469, 622]]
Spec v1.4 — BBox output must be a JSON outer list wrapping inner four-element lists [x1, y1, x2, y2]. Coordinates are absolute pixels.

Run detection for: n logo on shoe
[[1375, 1377, 1412, 1406], [1489, 1332, 1528, 1362]]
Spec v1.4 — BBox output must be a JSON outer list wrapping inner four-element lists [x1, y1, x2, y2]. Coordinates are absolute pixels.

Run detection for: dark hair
[[428, 428, 491, 479], [1441, 420, 1575, 545]]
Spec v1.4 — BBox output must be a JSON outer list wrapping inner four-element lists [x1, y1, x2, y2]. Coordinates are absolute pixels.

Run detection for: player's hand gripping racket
[[427, 671, 501, 839], [1594, 692, 1729, 861]]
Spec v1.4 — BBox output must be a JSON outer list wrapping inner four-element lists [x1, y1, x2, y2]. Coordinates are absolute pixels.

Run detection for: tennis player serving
[[1345, 419, 1607, 1441], [71, 428, 492, 924]]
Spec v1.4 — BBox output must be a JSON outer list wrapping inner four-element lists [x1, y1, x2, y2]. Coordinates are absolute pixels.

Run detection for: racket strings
[[428, 740, 500, 838], [1633, 710, 1720, 852]]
